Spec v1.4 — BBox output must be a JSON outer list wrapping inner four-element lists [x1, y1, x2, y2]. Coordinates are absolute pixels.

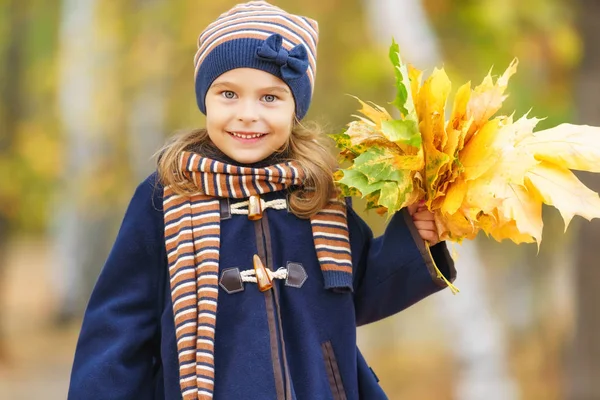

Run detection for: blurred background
[[1, 0, 599, 398]]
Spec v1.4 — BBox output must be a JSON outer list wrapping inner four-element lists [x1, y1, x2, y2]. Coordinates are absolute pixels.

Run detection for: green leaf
[[336, 180, 362, 197], [381, 120, 422, 148], [388, 39, 417, 119], [337, 168, 386, 197], [389, 39, 408, 116], [380, 178, 415, 216], [353, 146, 405, 184], [329, 132, 352, 150], [378, 182, 401, 214], [365, 193, 381, 210]]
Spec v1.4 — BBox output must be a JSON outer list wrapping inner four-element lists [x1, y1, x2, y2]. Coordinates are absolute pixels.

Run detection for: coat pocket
[[321, 341, 348, 400]]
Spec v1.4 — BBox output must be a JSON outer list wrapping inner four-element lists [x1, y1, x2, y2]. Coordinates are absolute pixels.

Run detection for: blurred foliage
[[424, 0, 579, 128], [0, 0, 579, 236]]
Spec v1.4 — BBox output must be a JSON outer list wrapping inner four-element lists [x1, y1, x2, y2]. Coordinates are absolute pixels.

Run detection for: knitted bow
[[256, 33, 308, 80]]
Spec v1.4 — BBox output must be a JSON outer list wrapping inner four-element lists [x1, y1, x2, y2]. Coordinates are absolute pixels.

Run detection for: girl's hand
[[407, 203, 441, 246]]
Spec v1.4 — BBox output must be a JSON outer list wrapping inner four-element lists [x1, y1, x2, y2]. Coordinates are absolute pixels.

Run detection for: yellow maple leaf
[[465, 58, 518, 142], [350, 96, 393, 130], [525, 162, 600, 230], [416, 68, 451, 150], [440, 176, 468, 215], [520, 123, 600, 172], [479, 215, 536, 244], [444, 81, 472, 159], [344, 121, 395, 152], [415, 68, 452, 205], [408, 65, 423, 105], [460, 118, 503, 181], [435, 210, 478, 242]]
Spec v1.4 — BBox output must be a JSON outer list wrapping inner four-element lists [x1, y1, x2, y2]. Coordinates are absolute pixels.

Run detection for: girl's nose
[[236, 99, 259, 122]]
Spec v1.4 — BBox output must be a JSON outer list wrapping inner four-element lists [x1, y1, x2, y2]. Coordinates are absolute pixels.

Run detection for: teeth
[[230, 132, 265, 139]]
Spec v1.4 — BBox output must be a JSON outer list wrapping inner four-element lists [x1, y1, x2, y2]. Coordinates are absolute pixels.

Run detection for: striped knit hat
[[194, 1, 319, 120]]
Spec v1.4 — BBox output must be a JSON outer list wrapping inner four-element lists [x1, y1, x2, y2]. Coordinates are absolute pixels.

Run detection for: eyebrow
[[263, 86, 290, 94], [210, 82, 290, 94]]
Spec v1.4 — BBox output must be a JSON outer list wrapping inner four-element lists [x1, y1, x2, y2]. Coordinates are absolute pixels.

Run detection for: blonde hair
[[156, 121, 337, 219]]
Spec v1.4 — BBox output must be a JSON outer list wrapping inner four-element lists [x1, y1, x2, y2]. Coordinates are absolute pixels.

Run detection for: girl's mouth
[[228, 131, 267, 140]]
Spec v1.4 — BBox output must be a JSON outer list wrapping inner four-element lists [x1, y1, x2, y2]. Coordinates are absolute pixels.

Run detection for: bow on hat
[[256, 34, 308, 80]]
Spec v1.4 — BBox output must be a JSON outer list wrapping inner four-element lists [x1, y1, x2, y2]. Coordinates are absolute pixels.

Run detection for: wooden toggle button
[[253, 254, 273, 292], [248, 195, 263, 221]]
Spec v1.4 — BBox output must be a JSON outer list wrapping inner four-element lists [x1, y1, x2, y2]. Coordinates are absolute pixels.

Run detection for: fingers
[[412, 208, 435, 221], [407, 200, 426, 216], [413, 220, 436, 231], [407, 203, 419, 216], [418, 229, 440, 245], [410, 207, 441, 245]]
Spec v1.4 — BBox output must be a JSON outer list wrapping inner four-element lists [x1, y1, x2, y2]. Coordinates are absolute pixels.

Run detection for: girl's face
[[205, 68, 296, 164]]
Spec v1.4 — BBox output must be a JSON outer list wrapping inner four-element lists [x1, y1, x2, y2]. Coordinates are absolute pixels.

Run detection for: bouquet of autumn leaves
[[333, 40, 600, 291]]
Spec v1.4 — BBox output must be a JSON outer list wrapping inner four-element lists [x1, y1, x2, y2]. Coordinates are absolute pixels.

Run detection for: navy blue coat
[[68, 173, 456, 399]]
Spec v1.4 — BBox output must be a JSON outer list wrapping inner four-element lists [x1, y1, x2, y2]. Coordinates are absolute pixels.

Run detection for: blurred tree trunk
[[128, 83, 166, 180], [53, 0, 101, 322], [361, 1, 517, 399], [127, 0, 169, 181], [363, 0, 440, 69], [566, 0, 600, 398], [441, 241, 519, 400]]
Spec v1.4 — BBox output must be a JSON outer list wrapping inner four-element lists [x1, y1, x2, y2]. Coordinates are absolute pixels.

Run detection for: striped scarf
[[163, 151, 353, 399]]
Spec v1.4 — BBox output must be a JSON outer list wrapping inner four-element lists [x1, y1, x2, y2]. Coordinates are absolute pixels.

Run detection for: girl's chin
[[224, 151, 268, 165]]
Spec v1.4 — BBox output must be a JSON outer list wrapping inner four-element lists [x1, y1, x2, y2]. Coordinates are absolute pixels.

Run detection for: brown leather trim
[[285, 262, 307, 288], [321, 341, 347, 400], [219, 197, 231, 220], [262, 213, 293, 399], [401, 208, 457, 287], [219, 267, 244, 294], [254, 218, 286, 400]]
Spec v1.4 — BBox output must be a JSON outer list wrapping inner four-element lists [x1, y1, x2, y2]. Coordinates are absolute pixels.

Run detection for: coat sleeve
[[68, 173, 167, 399], [348, 202, 457, 326]]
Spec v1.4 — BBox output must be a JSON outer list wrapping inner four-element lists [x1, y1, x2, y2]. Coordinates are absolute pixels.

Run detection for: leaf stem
[[425, 240, 460, 295]]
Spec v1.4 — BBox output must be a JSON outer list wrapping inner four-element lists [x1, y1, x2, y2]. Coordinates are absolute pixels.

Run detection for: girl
[[68, 1, 456, 399]]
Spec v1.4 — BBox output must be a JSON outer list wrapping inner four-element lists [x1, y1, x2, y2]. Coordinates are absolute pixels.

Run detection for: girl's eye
[[262, 94, 277, 103], [222, 91, 236, 99]]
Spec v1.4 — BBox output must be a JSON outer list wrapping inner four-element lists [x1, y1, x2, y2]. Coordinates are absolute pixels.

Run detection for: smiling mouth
[[228, 131, 267, 139]]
